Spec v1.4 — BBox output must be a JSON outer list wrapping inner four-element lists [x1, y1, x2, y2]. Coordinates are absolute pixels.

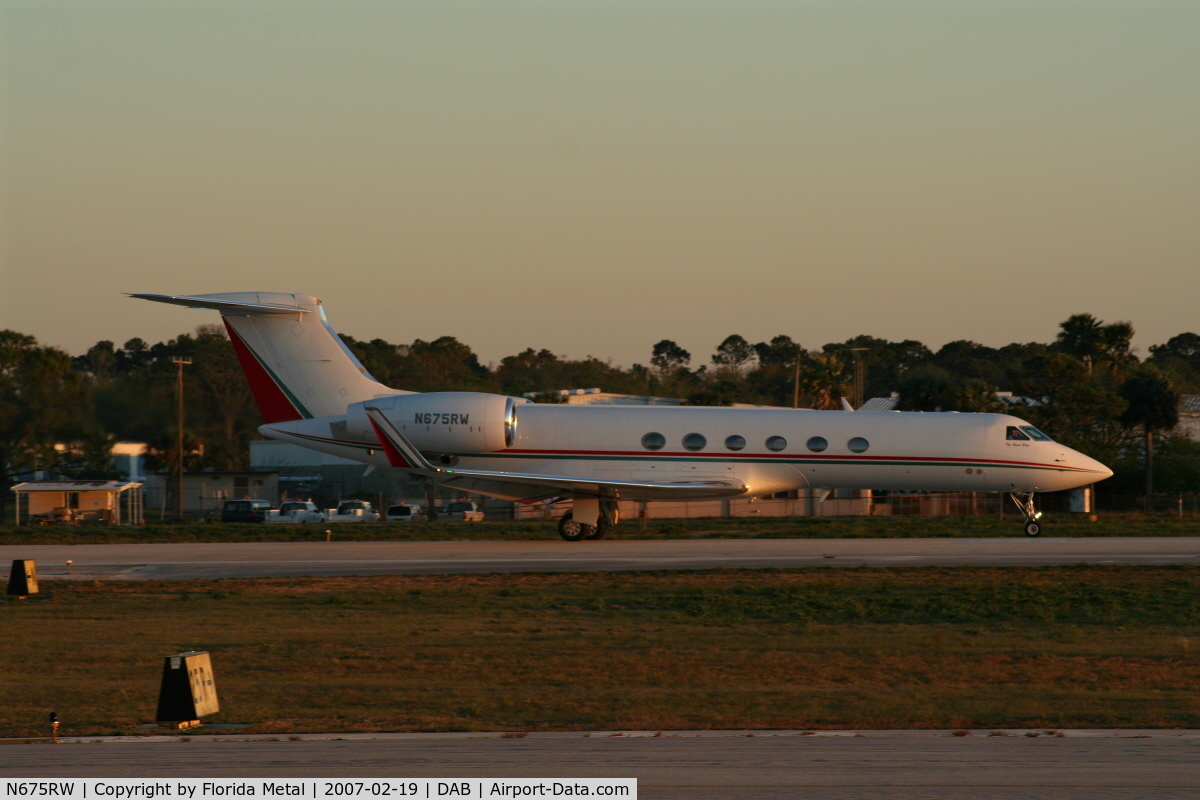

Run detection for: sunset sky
[[2, 0, 1197, 372]]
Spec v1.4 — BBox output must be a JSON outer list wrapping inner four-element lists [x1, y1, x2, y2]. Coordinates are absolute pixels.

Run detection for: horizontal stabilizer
[[129, 293, 306, 316], [131, 291, 394, 423]]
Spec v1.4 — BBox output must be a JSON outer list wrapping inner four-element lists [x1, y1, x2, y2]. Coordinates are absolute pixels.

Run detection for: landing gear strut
[[1009, 491, 1044, 537], [557, 511, 608, 542]]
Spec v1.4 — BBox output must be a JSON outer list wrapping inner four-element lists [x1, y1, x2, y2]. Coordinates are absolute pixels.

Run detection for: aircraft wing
[[431, 470, 746, 503], [364, 407, 747, 503]]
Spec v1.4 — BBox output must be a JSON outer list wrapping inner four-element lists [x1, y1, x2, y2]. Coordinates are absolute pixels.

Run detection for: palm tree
[[802, 353, 852, 410], [1056, 313, 1136, 377], [1119, 366, 1179, 513]]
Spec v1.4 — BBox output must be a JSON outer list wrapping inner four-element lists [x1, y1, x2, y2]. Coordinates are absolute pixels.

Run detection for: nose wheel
[[1010, 492, 1044, 537]]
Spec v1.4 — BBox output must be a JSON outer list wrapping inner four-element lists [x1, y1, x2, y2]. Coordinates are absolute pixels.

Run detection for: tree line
[[4, 312, 1200, 508]]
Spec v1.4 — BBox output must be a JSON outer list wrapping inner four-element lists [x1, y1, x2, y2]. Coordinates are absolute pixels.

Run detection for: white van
[[267, 501, 324, 524], [326, 500, 380, 522]]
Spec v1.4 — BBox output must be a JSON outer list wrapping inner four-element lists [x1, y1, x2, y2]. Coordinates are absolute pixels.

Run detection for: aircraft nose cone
[[1075, 452, 1113, 481]]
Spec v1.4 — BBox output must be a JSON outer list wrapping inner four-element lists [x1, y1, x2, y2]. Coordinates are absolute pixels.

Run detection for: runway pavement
[[2, 537, 1199, 580], [3, 730, 1198, 799]]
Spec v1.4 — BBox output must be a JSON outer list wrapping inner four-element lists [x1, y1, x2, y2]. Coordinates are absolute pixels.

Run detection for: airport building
[[1174, 395, 1200, 441], [141, 471, 280, 518], [249, 439, 449, 510]]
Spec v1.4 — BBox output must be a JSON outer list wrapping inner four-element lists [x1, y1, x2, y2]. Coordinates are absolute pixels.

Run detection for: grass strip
[[2, 565, 1198, 736], [3, 514, 1200, 545]]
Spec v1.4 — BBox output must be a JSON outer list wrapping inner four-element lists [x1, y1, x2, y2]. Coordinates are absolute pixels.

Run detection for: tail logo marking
[[223, 320, 314, 423]]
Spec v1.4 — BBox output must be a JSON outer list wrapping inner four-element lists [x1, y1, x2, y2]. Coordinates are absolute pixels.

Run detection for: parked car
[[267, 501, 324, 523], [385, 504, 424, 522], [220, 499, 273, 523], [325, 500, 381, 522], [443, 501, 485, 521]]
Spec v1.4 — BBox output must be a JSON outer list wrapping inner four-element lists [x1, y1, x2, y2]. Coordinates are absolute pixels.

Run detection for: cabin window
[[683, 433, 707, 451], [848, 437, 869, 453], [724, 435, 746, 451], [641, 432, 666, 451], [806, 436, 828, 452], [1021, 426, 1053, 442], [1006, 426, 1030, 441], [765, 436, 787, 452]]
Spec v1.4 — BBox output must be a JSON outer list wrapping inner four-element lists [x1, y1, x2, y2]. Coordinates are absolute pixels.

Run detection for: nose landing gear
[[1010, 491, 1044, 537]]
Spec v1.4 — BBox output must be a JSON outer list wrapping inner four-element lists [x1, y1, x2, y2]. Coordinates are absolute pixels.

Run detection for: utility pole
[[853, 350, 865, 409], [172, 357, 192, 522], [425, 479, 439, 522], [1145, 427, 1154, 515], [836, 347, 868, 408], [792, 357, 802, 409]]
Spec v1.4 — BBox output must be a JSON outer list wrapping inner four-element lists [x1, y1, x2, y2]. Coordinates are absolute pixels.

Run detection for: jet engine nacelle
[[346, 392, 526, 455]]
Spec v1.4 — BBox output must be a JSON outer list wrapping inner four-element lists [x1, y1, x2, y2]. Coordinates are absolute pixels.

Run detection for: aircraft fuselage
[[263, 402, 1110, 500]]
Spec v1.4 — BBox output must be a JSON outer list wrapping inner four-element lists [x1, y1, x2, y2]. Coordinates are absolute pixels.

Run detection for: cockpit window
[[1006, 426, 1030, 441], [1021, 426, 1053, 442]]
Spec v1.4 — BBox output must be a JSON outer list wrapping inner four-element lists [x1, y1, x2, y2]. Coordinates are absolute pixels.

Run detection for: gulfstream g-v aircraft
[[133, 292, 1111, 539]]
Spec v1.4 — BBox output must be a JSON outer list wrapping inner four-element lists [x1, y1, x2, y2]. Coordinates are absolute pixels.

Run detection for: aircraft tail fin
[[131, 292, 403, 423]]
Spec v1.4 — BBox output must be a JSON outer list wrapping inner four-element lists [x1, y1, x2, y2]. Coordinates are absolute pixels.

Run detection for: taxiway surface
[[3, 730, 1198, 799], [2, 537, 1198, 580]]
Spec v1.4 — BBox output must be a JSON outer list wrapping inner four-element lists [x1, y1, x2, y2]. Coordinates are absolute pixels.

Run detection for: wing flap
[[436, 469, 747, 502]]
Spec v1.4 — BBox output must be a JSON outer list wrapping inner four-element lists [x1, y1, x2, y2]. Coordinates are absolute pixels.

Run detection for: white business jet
[[133, 292, 1112, 539]]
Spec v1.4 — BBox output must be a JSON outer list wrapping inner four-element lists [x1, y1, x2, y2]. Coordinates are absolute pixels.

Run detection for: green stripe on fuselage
[[284, 432, 1080, 474], [480, 453, 1073, 472]]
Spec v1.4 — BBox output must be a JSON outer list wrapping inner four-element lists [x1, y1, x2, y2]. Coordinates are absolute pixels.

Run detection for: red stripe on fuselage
[[495, 448, 1098, 472], [223, 319, 303, 424], [279, 432, 1097, 474]]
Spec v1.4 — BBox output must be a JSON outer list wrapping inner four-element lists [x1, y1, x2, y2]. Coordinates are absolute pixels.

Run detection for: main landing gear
[[1010, 491, 1044, 537], [558, 500, 620, 542], [557, 511, 608, 542]]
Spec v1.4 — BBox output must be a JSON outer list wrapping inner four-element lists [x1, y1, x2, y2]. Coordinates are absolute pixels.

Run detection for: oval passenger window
[[725, 435, 746, 451], [806, 436, 828, 452], [683, 433, 707, 451], [641, 432, 666, 451], [848, 437, 869, 453], [765, 436, 787, 452]]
